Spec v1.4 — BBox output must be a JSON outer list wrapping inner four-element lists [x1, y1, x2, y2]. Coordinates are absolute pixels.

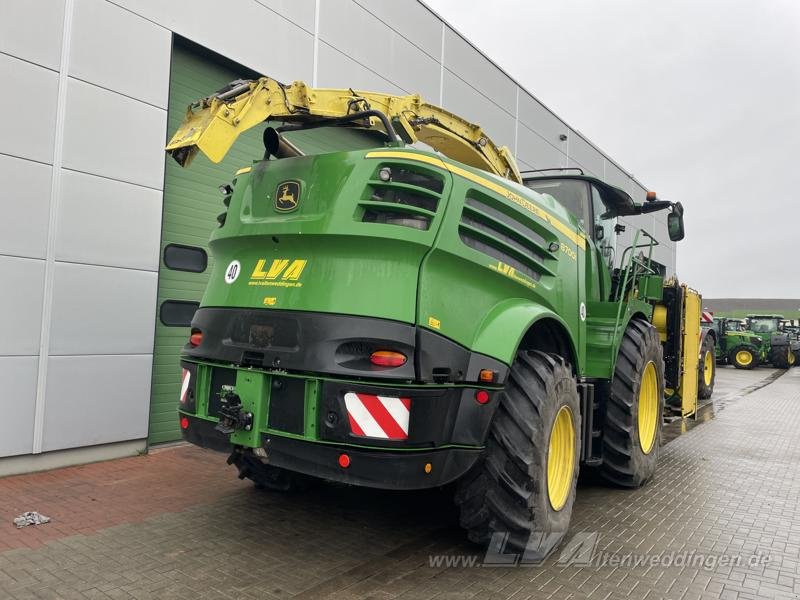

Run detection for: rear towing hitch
[[215, 386, 253, 435]]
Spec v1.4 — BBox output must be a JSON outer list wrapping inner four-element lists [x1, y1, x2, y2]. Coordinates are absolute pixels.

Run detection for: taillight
[[189, 329, 203, 347], [475, 390, 490, 405], [369, 350, 407, 367], [180, 416, 190, 430]]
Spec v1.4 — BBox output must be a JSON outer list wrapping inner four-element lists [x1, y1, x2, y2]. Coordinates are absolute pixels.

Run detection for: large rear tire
[[697, 335, 715, 400], [600, 319, 664, 488], [730, 346, 758, 370], [771, 344, 791, 369], [455, 351, 580, 560]]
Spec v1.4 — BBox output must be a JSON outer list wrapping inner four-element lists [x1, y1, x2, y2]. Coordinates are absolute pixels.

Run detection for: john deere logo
[[275, 180, 300, 212]]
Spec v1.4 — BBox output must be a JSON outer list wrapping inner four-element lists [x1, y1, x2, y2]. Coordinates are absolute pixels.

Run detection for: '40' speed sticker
[[224, 260, 241, 284]]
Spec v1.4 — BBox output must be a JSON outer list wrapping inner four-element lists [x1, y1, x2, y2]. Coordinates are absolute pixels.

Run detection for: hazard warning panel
[[179, 368, 191, 405], [344, 392, 411, 440]]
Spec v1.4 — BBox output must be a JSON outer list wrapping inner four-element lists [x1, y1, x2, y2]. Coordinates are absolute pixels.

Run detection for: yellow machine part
[[165, 77, 521, 183], [677, 285, 701, 417], [652, 303, 668, 342]]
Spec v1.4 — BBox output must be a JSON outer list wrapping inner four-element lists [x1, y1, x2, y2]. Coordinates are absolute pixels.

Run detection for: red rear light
[[189, 329, 203, 347], [370, 350, 406, 367], [475, 390, 490, 404], [180, 416, 190, 430], [338, 453, 351, 468]]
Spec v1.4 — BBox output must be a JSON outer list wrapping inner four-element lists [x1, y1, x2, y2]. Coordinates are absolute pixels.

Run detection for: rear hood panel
[[202, 151, 452, 324]]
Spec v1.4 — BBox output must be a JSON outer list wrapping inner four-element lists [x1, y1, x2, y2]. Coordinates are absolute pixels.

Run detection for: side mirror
[[667, 202, 685, 242], [594, 224, 605, 241]]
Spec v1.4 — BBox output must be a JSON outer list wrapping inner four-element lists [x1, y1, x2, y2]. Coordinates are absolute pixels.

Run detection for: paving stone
[[0, 368, 798, 600]]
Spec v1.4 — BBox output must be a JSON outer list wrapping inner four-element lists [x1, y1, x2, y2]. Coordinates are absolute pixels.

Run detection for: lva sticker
[[224, 260, 241, 284]]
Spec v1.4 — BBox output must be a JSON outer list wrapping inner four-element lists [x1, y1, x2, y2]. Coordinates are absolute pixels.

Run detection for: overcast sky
[[424, 0, 800, 298]]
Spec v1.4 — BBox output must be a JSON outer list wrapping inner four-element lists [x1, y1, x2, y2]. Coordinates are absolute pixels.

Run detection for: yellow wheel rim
[[637, 361, 659, 455], [790, 351, 796, 366], [547, 405, 575, 512], [736, 350, 753, 366], [703, 351, 714, 386]]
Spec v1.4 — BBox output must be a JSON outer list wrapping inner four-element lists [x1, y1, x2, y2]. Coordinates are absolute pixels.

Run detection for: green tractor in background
[[780, 319, 800, 367], [704, 317, 765, 370], [746, 315, 794, 369]]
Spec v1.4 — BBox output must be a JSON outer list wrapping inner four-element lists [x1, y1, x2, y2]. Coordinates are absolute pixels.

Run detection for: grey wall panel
[[603, 159, 630, 192], [517, 157, 534, 170], [518, 90, 569, 152], [568, 132, 604, 177], [0, 55, 58, 164], [623, 213, 655, 235], [0, 357, 37, 456], [319, 0, 440, 99], [42, 354, 151, 451], [70, 0, 171, 108], [443, 27, 516, 115], [0, 155, 52, 259], [115, 0, 313, 84], [49, 262, 157, 356], [61, 78, 167, 190], [0, 0, 65, 70], [652, 241, 673, 270], [55, 170, 162, 271], [0, 256, 45, 356], [316, 41, 405, 95], [630, 180, 649, 203], [441, 70, 515, 150], [516, 122, 567, 170], [255, 0, 315, 32], [353, 0, 442, 59]]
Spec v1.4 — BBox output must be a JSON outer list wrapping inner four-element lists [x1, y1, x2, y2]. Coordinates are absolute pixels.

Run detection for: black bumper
[[181, 415, 482, 490], [185, 307, 508, 384]]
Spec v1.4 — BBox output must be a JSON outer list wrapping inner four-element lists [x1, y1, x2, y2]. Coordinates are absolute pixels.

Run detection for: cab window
[[523, 179, 591, 232], [591, 185, 615, 269]]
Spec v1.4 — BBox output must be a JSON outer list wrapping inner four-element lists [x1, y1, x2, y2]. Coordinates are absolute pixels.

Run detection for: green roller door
[[149, 40, 265, 443], [150, 39, 393, 443]]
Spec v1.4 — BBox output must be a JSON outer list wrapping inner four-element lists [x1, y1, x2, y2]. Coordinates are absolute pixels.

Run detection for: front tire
[[697, 335, 715, 400], [455, 351, 580, 560], [601, 319, 665, 488], [730, 346, 758, 370]]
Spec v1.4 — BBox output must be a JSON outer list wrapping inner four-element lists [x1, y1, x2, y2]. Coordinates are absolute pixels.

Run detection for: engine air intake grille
[[387, 167, 444, 193], [459, 196, 556, 281], [359, 164, 444, 231]]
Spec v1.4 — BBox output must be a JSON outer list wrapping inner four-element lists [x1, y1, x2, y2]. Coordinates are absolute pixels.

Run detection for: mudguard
[[699, 327, 715, 356], [469, 298, 579, 369]]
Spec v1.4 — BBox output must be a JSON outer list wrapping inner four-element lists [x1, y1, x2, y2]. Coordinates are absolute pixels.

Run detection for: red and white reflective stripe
[[179, 369, 191, 404], [701, 310, 714, 323], [344, 392, 410, 440]]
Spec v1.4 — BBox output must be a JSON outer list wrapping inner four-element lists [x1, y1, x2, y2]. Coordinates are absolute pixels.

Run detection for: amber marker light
[[370, 350, 407, 367]]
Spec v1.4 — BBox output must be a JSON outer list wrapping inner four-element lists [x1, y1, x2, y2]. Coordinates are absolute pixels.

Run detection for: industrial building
[[0, 0, 676, 474]]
